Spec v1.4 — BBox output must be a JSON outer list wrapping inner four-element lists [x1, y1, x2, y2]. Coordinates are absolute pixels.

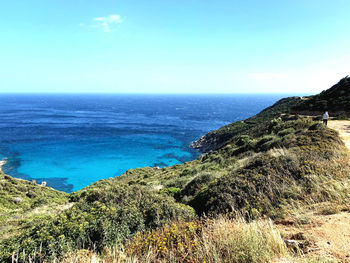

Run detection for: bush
[[308, 123, 325, 131], [181, 172, 221, 200], [207, 153, 225, 164], [277, 128, 295, 137], [180, 167, 197, 177], [190, 154, 302, 217], [256, 135, 282, 152], [235, 135, 252, 146], [0, 185, 195, 262], [161, 187, 181, 198], [125, 216, 287, 263]]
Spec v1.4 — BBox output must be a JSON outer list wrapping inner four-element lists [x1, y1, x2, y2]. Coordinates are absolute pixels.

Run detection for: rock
[[26, 190, 37, 198], [275, 219, 295, 226], [284, 239, 301, 250], [289, 232, 306, 240], [13, 197, 23, 203], [284, 239, 310, 253]]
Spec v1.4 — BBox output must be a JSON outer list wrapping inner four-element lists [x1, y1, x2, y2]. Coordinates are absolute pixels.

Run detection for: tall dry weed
[[61, 216, 288, 263]]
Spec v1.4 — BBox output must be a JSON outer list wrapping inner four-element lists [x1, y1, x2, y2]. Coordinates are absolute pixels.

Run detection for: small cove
[[0, 94, 289, 192]]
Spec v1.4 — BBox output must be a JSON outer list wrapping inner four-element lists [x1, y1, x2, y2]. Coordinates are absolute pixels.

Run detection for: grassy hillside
[[1, 78, 350, 262], [292, 76, 350, 116], [191, 96, 302, 152], [190, 119, 350, 218], [0, 172, 69, 241]]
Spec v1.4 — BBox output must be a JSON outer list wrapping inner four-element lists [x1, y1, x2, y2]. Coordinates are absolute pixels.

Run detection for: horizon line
[[0, 92, 311, 96]]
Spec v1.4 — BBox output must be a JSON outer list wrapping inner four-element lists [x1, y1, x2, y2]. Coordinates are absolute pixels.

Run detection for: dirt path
[[275, 120, 350, 262], [278, 210, 350, 262], [328, 120, 350, 150]]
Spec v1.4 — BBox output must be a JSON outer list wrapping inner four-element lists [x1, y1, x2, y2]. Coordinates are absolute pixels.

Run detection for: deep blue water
[[0, 94, 289, 192]]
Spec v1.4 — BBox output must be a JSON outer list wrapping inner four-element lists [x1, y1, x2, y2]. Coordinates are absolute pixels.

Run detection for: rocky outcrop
[[190, 131, 237, 153], [190, 135, 218, 153]]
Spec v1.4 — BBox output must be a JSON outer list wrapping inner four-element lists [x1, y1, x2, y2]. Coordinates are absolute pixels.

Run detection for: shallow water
[[0, 94, 289, 192]]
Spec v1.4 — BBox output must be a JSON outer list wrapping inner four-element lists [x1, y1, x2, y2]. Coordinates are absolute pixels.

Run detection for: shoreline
[[0, 159, 6, 172]]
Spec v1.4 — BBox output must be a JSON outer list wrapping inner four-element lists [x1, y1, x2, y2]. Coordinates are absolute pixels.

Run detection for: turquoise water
[[11, 135, 191, 191], [0, 94, 289, 192]]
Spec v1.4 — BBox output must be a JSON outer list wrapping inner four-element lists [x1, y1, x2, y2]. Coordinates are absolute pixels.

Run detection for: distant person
[[323, 111, 329, 125]]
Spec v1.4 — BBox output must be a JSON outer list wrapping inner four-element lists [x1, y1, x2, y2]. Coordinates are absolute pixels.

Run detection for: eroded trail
[[328, 120, 350, 150], [277, 210, 350, 262], [275, 120, 350, 262]]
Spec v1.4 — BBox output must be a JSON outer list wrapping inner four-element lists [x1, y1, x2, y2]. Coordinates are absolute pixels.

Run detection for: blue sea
[[0, 94, 288, 192]]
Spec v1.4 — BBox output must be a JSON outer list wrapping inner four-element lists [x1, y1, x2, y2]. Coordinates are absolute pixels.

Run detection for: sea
[[0, 94, 290, 192]]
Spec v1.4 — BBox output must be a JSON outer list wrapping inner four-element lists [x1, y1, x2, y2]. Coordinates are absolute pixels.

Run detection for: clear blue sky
[[1, 0, 349, 93]]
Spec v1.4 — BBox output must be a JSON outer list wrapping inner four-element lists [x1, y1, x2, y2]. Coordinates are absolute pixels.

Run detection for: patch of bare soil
[[277, 211, 350, 262], [328, 120, 350, 150]]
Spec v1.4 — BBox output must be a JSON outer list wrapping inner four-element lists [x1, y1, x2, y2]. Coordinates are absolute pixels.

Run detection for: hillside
[[191, 96, 302, 152], [1, 77, 350, 262], [0, 172, 69, 240], [291, 76, 350, 116], [191, 76, 350, 153]]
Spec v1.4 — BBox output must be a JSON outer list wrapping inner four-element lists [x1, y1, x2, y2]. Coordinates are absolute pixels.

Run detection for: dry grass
[[60, 212, 350, 263], [328, 120, 350, 150], [276, 205, 350, 263], [59, 216, 288, 263], [59, 249, 134, 263]]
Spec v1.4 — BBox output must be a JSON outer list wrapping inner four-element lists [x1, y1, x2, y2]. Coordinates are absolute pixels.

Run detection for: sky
[[0, 0, 349, 94]]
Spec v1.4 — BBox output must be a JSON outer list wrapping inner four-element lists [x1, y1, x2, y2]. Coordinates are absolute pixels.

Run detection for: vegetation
[[22, 215, 288, 263], [125, 215, 287, 263], [190, 119, 350, 218], [191, 96, 303, 152], [1, 184, 194, 262], [292, 76, 350, 115], [0, 172, 68, 240], [2, 77, 350, 262]]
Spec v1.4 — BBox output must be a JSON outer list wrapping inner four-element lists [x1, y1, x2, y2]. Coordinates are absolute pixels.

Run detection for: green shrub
[[308, 123, 325, 131], [206, 153, 225, 164], [161, 187, 181, 198], [235, 135, 252, 146], [0, 185, 195, 262], [277, 128, 295, 137], [180, 167, 197, 177], [255, 135, 282, 151], [181, 172, 221, 200]]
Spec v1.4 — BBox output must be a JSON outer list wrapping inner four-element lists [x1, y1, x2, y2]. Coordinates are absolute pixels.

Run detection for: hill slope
[[0, 172, 69, 241], [292, 76, 350, 115], [191, 96, 302, 152]]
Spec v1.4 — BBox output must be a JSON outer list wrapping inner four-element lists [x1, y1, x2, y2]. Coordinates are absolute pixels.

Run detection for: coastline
[[0, 159, 6, 172]]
